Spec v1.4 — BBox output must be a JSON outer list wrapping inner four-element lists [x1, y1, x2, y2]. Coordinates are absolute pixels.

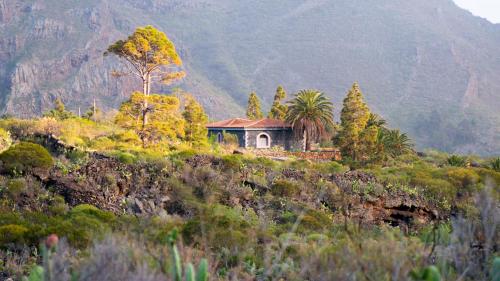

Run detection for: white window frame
[[256, 132, 271, 149]]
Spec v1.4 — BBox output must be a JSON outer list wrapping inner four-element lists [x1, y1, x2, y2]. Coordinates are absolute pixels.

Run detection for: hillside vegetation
[[0, 113, 498, 280]]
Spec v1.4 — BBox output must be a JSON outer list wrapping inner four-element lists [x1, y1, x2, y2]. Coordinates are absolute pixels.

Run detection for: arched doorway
[[256, 133, 271, 148], [217, 132, 223, 143]]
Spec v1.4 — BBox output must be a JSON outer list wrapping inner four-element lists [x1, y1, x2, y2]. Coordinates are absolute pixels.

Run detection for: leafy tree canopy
[[268, 85, 288, 120], [105, 25, 184, 95], [43, 98, 75, 120], [182, 96, 209, 147], [246, 92, 263, 120], [338, 83, 371, 161], [115, 92, 185, 147]]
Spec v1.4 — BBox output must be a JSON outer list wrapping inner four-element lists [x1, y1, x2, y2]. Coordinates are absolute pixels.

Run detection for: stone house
[[206, 118, 302, 150]]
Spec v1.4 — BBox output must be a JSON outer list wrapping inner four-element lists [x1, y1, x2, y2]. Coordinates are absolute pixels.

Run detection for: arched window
[[217, 132, 223, 143], [256, 133, 271, 148]]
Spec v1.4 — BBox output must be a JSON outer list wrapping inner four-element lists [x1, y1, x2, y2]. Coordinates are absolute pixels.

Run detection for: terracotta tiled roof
[[206, 118, 291, 128]]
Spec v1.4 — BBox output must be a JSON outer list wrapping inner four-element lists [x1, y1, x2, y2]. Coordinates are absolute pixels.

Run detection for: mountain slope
[[0, 0, 499, 154]]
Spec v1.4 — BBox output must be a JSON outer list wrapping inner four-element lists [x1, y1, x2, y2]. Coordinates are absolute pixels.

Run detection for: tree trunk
[[303, 130, 311, 151], [146, 73, 151, 96], [143, 98, 148, 127], [142, 73, 151, 126], [142, 76, 148, 96], [305, 134, 312, 151]]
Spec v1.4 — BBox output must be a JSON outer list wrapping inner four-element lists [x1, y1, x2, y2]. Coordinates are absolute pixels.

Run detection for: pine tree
[[115, 92, 185, 147], [182, 96, 209, 147], [106, 26, 184, 127], [246, 92, 263, 120], [268, 85, 288, 120], [338, 82, 371, 161], [43, 98, 74, 120], [84, 100, 101, 121], [55, 98, 65, 113]]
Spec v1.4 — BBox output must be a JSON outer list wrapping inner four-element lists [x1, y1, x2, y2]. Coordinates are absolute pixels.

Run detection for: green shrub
[[66, 149, 88, 164], [70, 204, 116, 224], [221, 155, 243, 171], [288, 159, 312, 170], [477, 168, 500, 187], [182, 204, 256, 251], [245, 157, 278, 169], [88, 137, 116, 150], [0, 119, 37, 139], [446, 168, 480, 192], [170, 149, 198, 161], [5, 178, 26, 199], [0, 128, 12, 152], [314, 161, 348, 174], [111, 130, 142, 144], [447, 155, 468, 167], [299, 209, 332, 232], [115, 152, 137, 164], [271, 180, 300, 197], [222, 132, 239, 146], [48, 195, 69, 215], [0, 142, 53, 175], [0, 224, 29, 245]]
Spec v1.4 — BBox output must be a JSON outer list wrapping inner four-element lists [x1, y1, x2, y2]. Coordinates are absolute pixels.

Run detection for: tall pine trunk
[[142, 73, 151, 128], [140, 73, 150, 148]]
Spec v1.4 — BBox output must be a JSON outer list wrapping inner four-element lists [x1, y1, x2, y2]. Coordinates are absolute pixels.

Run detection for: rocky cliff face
[[0, 0, 499, 154]]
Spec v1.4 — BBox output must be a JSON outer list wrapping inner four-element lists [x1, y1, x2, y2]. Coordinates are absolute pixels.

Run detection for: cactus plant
[[185, 263, 195, 281], [490, 157, 500, 171], [492, 257, 500, 281], [196, 259, 209, 281], [167, 229, 209, 281], [171, 244, 183, 281], [22, 234, 60, 281], [410, 266, 441, 281], [25, 266, 44, 281]]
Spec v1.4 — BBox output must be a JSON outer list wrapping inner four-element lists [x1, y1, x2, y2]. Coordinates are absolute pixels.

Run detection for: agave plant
[[447, 155, 468, 167], [167, 229, 209, 281], [490, 157, 500, 172]]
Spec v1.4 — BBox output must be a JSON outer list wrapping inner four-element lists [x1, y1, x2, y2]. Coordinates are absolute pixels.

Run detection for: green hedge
[[0, 142, 53, 175]]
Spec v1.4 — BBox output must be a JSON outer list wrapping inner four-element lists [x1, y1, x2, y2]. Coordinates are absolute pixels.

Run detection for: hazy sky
[[454, 0, 500, 23]]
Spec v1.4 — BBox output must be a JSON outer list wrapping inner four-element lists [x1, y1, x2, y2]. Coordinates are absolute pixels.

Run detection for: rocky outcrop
[[0, 0, 15, 23], [40, 149, 442, 230]]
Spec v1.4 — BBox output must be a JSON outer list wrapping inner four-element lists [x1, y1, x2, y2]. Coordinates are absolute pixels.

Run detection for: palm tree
[[366, 113, 387, 128], [286, 90, 334, 151], [378, 129, 414, 157]]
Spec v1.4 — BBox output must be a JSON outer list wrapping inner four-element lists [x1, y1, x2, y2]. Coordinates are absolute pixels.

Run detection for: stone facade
[[207, 118, 303, 151], [245, 129, 295, 150], [208, 128, 302, 151]]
